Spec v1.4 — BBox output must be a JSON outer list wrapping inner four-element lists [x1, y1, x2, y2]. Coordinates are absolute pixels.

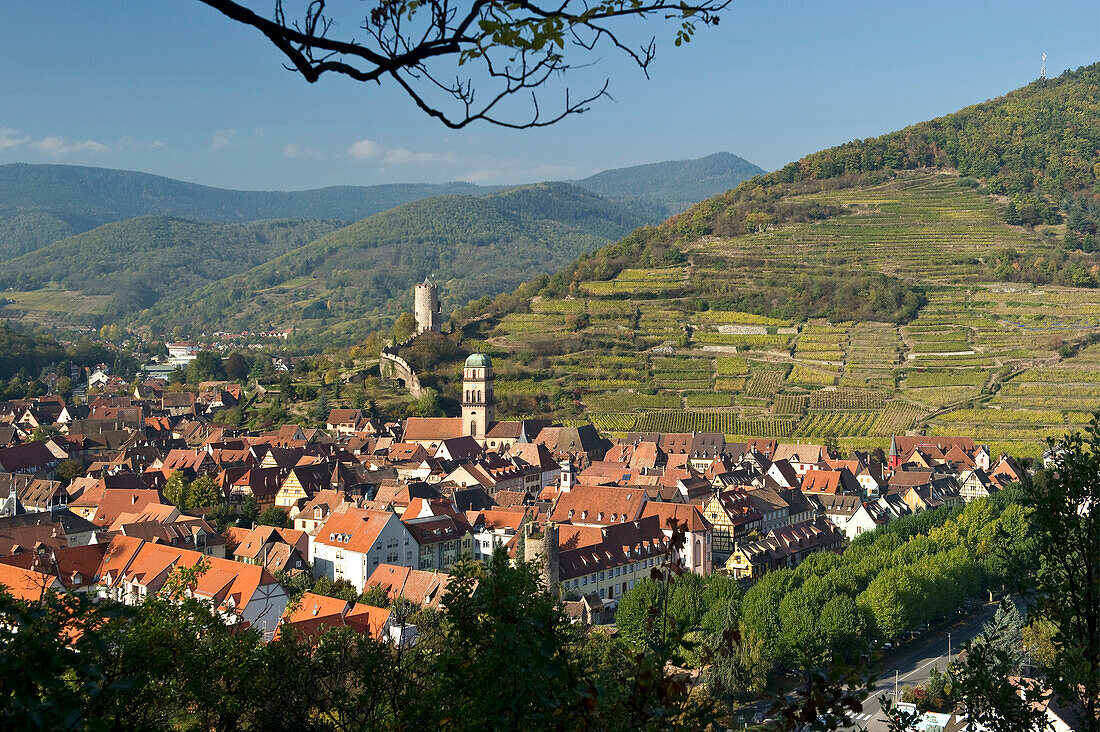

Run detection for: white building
[[167, 341, 201, 366], [311, 507, 415, 592]]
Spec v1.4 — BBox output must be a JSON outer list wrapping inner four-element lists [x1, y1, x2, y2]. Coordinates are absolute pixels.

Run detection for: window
[[599, 571, 605, 580], [582, 576, 588, 586]]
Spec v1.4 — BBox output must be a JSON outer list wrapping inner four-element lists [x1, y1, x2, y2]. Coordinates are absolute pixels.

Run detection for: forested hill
[[0, 217, 344, 317], [575, 152, 766, 218], [0, 152, 765, 261], [0, 163, 483, 260], [129, 182, 649, 342], [543, 62, 1100, 301]]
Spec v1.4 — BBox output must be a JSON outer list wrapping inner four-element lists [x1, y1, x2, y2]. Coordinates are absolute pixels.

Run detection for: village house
[[312, 507, 415, 592], [549, 484, 648, 527], [0, 509, 102, 555], [725, 516, 844, 580], [0, 543, 108, 595], [958, 468, 999, 503], [701, 489, 763, 563], [365, 563, 458, 610], [0, 473, 71, 513], [484, 419, 553, 453], [554, 515, 671, 602], [640, 502, 713, 575], [276, 591, 393, 641], [888, 436, 976, 469], [401, 499, 471, 572], [0, 442, 60, 478], [466, 508, 528, 561], [291, 488, 353, 534], [771, 443, 830, 476], [96, 535, 290, 638], [228, 524, 310, 574]]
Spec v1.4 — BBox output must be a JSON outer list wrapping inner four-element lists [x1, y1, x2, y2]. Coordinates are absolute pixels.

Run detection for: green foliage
[[0, 324, 132, 383], [616, 573, 736, 666], [162, 470, 188, 508], [769, 64, 1100, 201], [357, 584, 391, 608], [1012, 415, 1100, 726], [258, 506, 291, 529], [239, 495, 260, 527], [0, 216, 344, 318], [133, 183, 648, 344], [56, 458, 85, 484], [186, 475, 224, 509], [186, 351, 225, 383], [310, 577, 358, 603]]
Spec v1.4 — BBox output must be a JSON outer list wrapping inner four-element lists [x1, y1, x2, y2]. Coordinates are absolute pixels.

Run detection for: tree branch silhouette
[[198, 0, 729, 128]]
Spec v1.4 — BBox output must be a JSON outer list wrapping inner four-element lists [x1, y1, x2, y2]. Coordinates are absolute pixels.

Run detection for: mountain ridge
[[0, 152, 764, 260]]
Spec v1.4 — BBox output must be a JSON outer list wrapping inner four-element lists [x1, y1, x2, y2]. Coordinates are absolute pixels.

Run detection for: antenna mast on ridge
[[1040, 53, 1047, 79]]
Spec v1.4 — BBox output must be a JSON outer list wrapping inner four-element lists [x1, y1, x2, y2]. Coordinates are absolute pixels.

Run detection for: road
[[842, 602, 996, 731], [728, 602, 997, 730]]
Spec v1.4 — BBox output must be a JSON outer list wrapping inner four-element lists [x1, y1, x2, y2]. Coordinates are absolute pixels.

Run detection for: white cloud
[[460, 162, 577, 185], [283, 142, 324, 160], [0, 127, 164, 158], [0, 127, 30, 152], [347, 138, 456, 165], [30, 136, 111, 156], [382, 147, 457, 165], [347, 138, 381, 160], [210, 129, 236, 150], [118, 136, 166, 151]]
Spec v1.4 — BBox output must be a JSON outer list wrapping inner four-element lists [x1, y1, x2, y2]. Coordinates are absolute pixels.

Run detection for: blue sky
[[1, 1, 1096, 190]]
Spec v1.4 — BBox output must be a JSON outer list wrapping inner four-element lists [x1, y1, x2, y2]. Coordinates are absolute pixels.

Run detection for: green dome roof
[[464, 352, 492, 368]]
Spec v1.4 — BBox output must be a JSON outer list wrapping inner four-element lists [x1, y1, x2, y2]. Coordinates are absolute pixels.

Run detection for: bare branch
[[197, 0, 729, 128]]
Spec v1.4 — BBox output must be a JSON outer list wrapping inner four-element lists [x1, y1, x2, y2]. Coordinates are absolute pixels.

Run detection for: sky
[[1, 1, 1096, 190]]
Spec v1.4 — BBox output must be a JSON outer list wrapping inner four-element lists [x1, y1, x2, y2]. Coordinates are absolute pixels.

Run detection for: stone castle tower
[[524, 521, 560, 597], [414, 278, 442, 334], [462, 351, 494, 441]]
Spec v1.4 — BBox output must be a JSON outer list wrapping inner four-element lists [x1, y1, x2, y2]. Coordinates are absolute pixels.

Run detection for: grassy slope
[[435, 65, 1100, 454]]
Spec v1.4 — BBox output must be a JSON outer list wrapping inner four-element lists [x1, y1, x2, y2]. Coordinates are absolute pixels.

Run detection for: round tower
[[462, 351, 495, 441], [414, 278, 441, 334], [524, 521, 560, 597]]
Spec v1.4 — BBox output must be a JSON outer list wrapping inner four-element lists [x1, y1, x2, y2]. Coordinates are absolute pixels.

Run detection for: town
[[0, 276, 1088, 730]]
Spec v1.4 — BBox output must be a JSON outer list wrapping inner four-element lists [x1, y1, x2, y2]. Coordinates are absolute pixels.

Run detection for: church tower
[[414, 278, 442, 334], [462, 352, 494, 441]]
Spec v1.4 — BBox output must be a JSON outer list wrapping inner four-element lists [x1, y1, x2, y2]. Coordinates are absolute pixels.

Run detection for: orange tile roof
[[550, 484, 647, 526], [314, 507, 395, 553], [279, 591, 391, 639], [0, 561, 62, 600], [641, 502, 712, 533], [402, 417, 465, 442]]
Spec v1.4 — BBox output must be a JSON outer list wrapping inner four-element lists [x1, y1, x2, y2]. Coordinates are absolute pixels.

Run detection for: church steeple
[[462, 351, 494, 441]]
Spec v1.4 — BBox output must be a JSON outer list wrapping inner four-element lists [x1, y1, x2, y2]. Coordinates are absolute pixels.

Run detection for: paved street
[[842, 602, 997, 731], [728, 601, 998, 730]]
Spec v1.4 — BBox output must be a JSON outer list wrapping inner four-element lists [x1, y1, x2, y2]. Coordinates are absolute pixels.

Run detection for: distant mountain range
[[0, 153, 764, 260], [574, 152, 765, 218], [0, 153, 764, 340]]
